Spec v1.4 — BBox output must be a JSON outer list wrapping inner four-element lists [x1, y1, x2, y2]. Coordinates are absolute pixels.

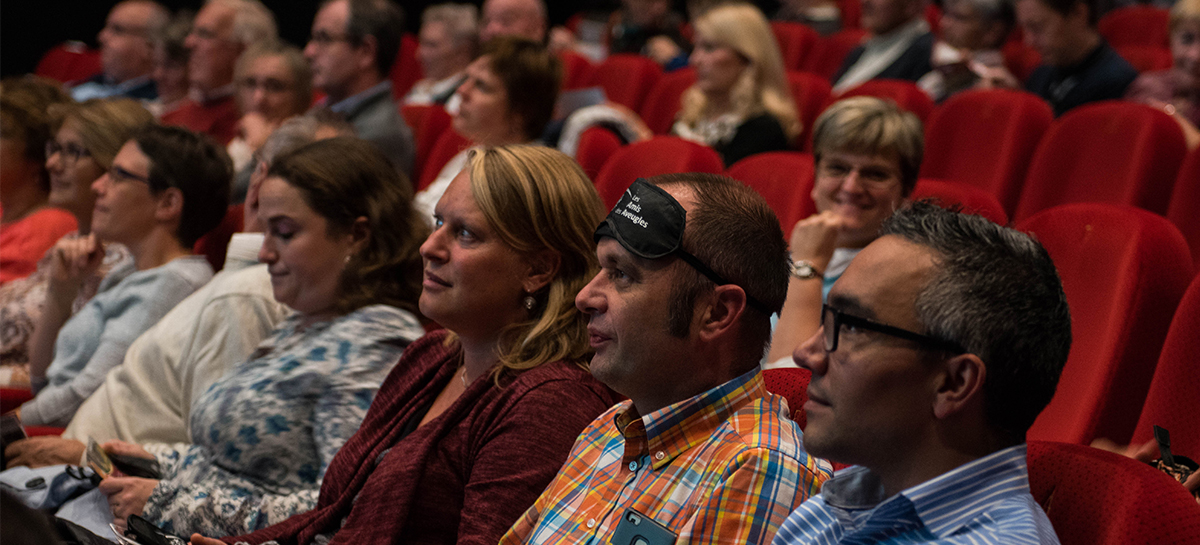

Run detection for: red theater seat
[[771, 21, 819, 72], [194, 205, 245, 272], [559, 50, 597, 90], [400, 104, 452, 181], [416, 129, 472, 192], [34, 42, 102, 83], [1168, 147, 1200, 270], [1129, 274, 1200, 458], [910, 179, 1009, 225], [1116, 45, 1173, 73], [763, 367, 811, 429], [803, 29, 868, 81], [725, 151, 816, 236], [1099, 6, 1171, 48], [575, 126, 624, 181], [388, 33, 421, 99], [592, 54, 663, 111], [787, 72, 833, 151], [639, 68, 695, 135], [592, 137, 724, 208], [836, 79, 934, 121]]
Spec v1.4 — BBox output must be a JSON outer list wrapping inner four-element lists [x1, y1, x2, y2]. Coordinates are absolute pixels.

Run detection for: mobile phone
[[110, 452, 162, 479], [609, 508, 677, 545], [125, 514, 187, 545]]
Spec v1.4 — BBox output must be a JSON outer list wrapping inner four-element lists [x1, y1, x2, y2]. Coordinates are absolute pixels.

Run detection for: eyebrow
[[826, 293, 877, 320]]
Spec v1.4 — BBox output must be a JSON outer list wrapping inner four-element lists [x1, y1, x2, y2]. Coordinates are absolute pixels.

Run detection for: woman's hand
[[239, 112, 280, 152], [47, 234, 104, 306], [4, 436, 86, 468], [789, 211, 844, 272], [99, 475, 159, 528], [102, 440, 155, 460], [190, 534, 226, 545]]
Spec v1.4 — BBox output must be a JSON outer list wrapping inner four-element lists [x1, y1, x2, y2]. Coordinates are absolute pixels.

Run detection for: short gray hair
[[259, 113, 356, 167], [423, 3, 480, 50], [207, 0, 277, 47]]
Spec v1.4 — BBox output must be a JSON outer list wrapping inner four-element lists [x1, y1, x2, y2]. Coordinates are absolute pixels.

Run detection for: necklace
[[460, 366, 469, 388]]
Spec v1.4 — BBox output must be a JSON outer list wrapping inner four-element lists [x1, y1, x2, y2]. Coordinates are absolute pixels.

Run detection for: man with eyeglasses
[[501, 175, 833, 545], [162, 0, 277, 146], [304, 0, 415, 178], [70, 0, 169, 102], [766, 96, 921, 369], [773, 201, 1070, 544]]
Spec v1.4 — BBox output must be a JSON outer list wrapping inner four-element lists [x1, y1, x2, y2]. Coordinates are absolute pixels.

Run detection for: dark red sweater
[[226, 329, 620, 545]]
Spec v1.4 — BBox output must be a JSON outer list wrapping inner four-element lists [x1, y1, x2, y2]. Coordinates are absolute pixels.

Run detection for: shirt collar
[[329, 80, 393, 115], [614, 368, 766, 470]]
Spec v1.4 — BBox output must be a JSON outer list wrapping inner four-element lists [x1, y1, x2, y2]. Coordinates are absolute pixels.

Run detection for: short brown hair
[[480, 36, 561, 141], [0, 76, 71, 191]]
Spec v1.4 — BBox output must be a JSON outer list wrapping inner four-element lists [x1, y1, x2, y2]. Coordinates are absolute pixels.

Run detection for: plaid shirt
[[500, 368, 832, 545]]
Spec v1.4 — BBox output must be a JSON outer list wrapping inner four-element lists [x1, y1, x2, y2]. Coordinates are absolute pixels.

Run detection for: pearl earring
[[523, 295, 536, 310]]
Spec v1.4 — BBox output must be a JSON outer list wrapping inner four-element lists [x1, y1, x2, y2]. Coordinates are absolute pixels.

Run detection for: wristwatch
[[789, 259, 822, 280]]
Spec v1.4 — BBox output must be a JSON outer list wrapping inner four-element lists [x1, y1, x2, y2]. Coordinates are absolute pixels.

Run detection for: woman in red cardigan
[[190, 144, 621, 545]]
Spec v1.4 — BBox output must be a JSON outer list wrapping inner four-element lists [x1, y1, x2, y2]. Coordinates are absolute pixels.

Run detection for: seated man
[[918, 0, 1016, 102], [774, 201, 1070, 544], [403, 3, 479, 106], [832, 0, 934, 92], [70, 0, 170, 102], [502, 175, 832, 545], [480, 0, 547, 43], [1018, 0, 1136, 116]]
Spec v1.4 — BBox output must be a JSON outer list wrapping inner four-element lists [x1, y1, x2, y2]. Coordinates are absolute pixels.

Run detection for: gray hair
[[207, 0, 277, 47], [423, 3, 481, 50], [259, 113, 356, 167], [880, 201, 1071, 444], [233, 40, 313, 116], [813, 96, 924, 196]]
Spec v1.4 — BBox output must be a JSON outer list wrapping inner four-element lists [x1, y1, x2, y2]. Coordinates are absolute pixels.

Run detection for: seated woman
[[672, 2, 800, 167], [1, 99, 156, 382], [0, 76, 75, 286], [403, 3, 479, 106], [14, 125, 229, 427], [186, 144, 620, 544], [1126, 0, 1200, 148], [93, 137, 428, 536], [765, 97, 922, 365], [413, 36, 560, 220]]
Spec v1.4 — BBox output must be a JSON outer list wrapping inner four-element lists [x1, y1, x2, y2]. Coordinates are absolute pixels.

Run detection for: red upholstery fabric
[[803, 29, 868, 81], [400, 104, 452, 181], [925, 4, 942, 35], [161, 96, 241, 146], [416, 128, 472, 192], [910, 179, 1009, 225], [193, 204, 245, 272], [1002, 40, 1042, 84], [787, 72, 833, 151], [921, 89, 1053, 216], [1019, 204, 1194, 444], [592, 54, 663, 111], [575, 126, 624, 181], [725, 151, 816, 237], [388, 33, 422, 99], [837, 79, 935, 121], [1168, 147, 1200, 270], [1099, 6, 1171, 48], [592, 136, 724, 208], [771, 22, 820, 72], [762, 367, 811, 430], [1013, 101, 1187, 222], [0, 388, 32, 414], [837, 0, 863, 29], [1115, 45, 1173, 73], [639, 68, 696, 135], [1130, 274, 1200, 458], [1026, 440, 1200, 544], [34, 42, 101, 84], [559, 50, 597, 90], [25, 426, 64, 437]]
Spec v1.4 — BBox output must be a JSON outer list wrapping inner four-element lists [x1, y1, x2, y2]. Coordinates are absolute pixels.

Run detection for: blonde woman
[[190, 145, 620, 545], [674, 2, 800, 166]]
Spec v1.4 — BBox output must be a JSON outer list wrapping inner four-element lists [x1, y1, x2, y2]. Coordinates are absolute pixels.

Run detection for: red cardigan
[[227, 329, 620, 545]]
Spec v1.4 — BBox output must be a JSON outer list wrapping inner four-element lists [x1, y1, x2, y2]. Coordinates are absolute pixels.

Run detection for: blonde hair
[[461, 145, 604, 379], [49, 98, 157, 170], [679, 3, 800, 141], [812, 96, 924, 194], [1171, 0, 1200, 32]]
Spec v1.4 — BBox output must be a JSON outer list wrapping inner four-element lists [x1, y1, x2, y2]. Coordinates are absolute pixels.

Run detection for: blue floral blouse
[[141, 304, 424, 537]]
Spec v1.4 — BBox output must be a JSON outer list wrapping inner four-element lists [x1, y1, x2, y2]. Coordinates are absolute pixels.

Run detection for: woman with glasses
[[0, 98, 154, 385], [13, 125, 229, 428]]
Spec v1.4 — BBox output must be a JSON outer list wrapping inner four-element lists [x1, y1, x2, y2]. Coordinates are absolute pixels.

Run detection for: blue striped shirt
[[772, 445, 1060, 544]]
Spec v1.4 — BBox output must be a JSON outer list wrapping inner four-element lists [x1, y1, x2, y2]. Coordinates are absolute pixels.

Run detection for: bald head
[[480, 0, 547, 43], [97, 0, 169, 83]]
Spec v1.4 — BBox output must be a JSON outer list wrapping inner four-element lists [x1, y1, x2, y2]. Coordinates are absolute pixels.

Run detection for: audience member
[[501, 174, 832, 545], [404, 3, 479, 106], [16, 125, 229, 427], [773, 201, 1069, 544], [0, 77, 76, 286], [70, 0, 170, 102], [832, 0, 934, 92], [3, 117, 348, 468], [1125, 0, 1200, 147], [1017, 0, 1137, 116], [766, 97, 922, 365], [189, 145, 621, 545], [673, 2, 799, 167], [480, 0, 548, 43], [163, 0, 277, 144], [413, 37, 560, 221], [0, 99, 155, 383], [305, 0, 416, 177], [88, 137, 427, 537], [774, 0, 843, 36], [609, 0, 690, 70], [148, 13, 194, 118], [917, 0, 1016, 102]]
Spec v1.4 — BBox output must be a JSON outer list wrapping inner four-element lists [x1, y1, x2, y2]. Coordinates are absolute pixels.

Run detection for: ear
[[357, 35, 379, 73], [154, 187, 184, 223], [347, 216, 371, 256], [932, 353, 987, 420], [696, 284, 747, 342], [522, 249, 561, 294]]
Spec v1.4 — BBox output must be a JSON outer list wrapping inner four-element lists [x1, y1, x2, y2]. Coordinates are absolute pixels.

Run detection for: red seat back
[[34, 42, 101, 83], [1019, 203, 1193, 444], [763, 367, 812, 429], [787, 72, 833, 151], [1130, 274, 1200, 458], [417, 128, 473, 192], [1014, 101, 1187, 222], [1026, 441, 1200, 544], [725, 151, 816, 237], [559, 50, 597, 90], [1002, 39, 1043, 84], [1099, 6, 1171, 48], [922, 89, 1053, 216], [1115, 45, 1173, 73], [400, 104, 452, 181], [575, 126, 624, 181], [1168, 147, 1200, 270], [803, 29, 868, 81], [837, 0, 862, 29], [388, 33, 422, 100], [193, 204, 246, 272], [593, 136, 724, 208], [771, 21, 820, 72], [593, 54, 663, 111], [639, 68, 696, 135], [910, 178, 1009, 225], [837, 79, 935, 121]]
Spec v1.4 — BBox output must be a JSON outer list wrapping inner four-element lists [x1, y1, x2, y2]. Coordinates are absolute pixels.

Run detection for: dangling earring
[[523, 295, 536, 310], [344, 254, 352, 264]]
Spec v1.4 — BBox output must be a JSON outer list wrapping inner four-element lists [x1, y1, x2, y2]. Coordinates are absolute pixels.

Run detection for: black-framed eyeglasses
[[821, 304, 965, 353], [308, 31, 354, 46], [109, 165, 152, 186], [45, 141, 92, 164]]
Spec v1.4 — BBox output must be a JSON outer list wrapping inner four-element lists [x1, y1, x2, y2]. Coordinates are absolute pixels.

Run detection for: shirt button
[[629, 461, 638, 471], [586, 518, 596, 528], [655, 451, 665, 460]]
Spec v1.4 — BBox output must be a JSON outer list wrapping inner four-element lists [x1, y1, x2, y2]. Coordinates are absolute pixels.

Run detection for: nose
[[419, 223, 448, 265], [258, 236, 276, 264], [793, 327, 829, 375], [46, 148, 63, 172], [574, 272, 606, 316], [304, 40, 317, 60], [838, 169, 867, 194], [251, 86, 267, 109], [184, 33, 199, 52], [91, 171, 110, 196]]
